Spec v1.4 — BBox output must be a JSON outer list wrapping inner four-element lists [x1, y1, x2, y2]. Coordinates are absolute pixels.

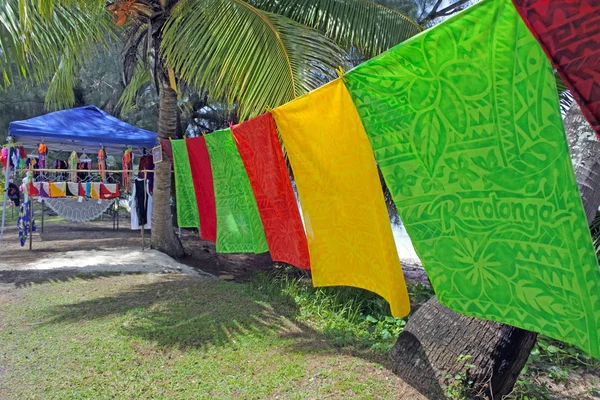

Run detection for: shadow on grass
[[32, 275, 402, 369], [0, 269, 141, 288]]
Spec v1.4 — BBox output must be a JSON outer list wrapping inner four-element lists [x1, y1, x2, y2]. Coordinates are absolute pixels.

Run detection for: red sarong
[[186, 136, 217, 243], [513, 0, 600, 138], [232, 114, 310, 269]]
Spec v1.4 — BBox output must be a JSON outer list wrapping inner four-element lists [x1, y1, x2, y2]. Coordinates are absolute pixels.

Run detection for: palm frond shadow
[[33, 275, 423, 373]]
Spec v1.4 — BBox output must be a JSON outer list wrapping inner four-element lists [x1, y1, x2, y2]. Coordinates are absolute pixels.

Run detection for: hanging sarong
[[37, 182, 50, 198], [186, 136, 217, 242], [28, 182, 39, 197], [344, 0, 600, 358], [512, 0, 600, 139], [98, 149, 106, 182], [232, 114, 310, 269], [68, 151, 79, 182], [85, 182, 92, 198], [204, 129, 268, 254], [122, 151, 133, 194], [90, 183, 101, 199], [16, 201, 36, 247], [171, 139, 200, 229], [49, 182, 66, 197], [66, 182, 79, 197], [100, 184, 120, 199], [272, 79, 410, 317]]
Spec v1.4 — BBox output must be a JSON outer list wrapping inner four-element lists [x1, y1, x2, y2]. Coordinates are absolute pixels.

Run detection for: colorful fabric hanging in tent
[[204, 129, 268, 254], [17, 201, 36, 247], [272, 79, 410, 318], [186, 136, 217, 243], [171, 139, 200, 229], [512, 0, 600, 139], [232, 114, 311, 270], [49, 182, 66, 198], [344, 0, 600, 357]]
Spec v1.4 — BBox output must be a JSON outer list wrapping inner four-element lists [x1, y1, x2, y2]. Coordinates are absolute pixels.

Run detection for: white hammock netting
[[42, 198, 115, 222]]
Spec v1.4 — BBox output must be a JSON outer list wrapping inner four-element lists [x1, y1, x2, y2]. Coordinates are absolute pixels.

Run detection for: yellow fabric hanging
[[272, 79, 410, 317], [90, 183, 101, 199], [49, 182, 66, 197]]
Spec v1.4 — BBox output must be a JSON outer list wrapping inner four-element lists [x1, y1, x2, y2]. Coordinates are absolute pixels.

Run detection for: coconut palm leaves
[[161, 0, 348, 119], [0, 0, 115, 97], [248, 0, 422, 58], [2, 0, 421, 121]]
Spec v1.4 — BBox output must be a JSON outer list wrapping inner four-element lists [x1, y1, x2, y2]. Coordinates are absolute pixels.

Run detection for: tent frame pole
[[0, 136, 13, 243]]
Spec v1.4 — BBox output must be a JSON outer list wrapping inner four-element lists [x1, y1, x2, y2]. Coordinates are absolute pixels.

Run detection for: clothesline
[[167, 0, 600, 360], [13, 169, 158, 174]]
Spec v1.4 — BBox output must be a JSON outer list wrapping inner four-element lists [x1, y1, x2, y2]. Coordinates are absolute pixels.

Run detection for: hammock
[[42, 198, 115, 222]]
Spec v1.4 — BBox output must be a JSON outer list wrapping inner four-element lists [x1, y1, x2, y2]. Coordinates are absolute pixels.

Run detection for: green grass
[[0, 273, 423, 400], [2, 267, 597, 399]]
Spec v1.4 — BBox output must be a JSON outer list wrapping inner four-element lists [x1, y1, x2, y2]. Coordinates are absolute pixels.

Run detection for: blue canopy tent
[[9, 105, 158, 155], [1, 105, 158, 243]]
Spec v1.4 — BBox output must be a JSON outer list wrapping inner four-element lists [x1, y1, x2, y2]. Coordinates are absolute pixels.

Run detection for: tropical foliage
[[1, 0, 422, 120]]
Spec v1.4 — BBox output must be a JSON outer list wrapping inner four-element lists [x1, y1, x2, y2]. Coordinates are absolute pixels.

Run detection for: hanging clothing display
[[272, 79, 410, 318], [1, 147, 8, 168], [512, 0, 600, 138], [49, 182, 66, 197], [343, 0, 600, 358], [27, 181, 40, 197], [66, 182, 79, 197], [16, 201, 36, 247], [68, 151, 79, 182], [186, 136, 217, 243], [232, 113, 310, 269], [171, 139, 200, 229], [97, 147, 107, 182], [100, 184, 120, 199], [204, 129, 268, 254], [90, 183, 101, 199], [131, 178, 152, 230], [122, 149, 133, 194], [7, 182, 20, 207], [38, 143, 47, 169], [18, 146, 27, 169], [137, 154, 154, 195], [35, 182, 50, 198]]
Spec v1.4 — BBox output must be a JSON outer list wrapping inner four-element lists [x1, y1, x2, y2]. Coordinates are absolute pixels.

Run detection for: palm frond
[[161, 0, 347, 120], [118, 62, 152, 115], [248, 0, 422, 58], [0, 0, 116, 102], [45, 50, 76, 110]]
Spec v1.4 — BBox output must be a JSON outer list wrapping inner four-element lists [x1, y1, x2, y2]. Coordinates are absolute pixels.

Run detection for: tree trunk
[[150, 74, 184, 257], [391, 103, 600, 399], [566, 103, 600, 225]]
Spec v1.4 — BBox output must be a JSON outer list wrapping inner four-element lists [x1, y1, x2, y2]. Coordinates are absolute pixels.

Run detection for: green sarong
[[204, 129, 268, 254], [344, 0, 600, 358], [171, 139, 200, 229]]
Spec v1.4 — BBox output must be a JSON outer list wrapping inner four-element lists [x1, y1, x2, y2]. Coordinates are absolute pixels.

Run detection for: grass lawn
[[0, 273, 423, 399]]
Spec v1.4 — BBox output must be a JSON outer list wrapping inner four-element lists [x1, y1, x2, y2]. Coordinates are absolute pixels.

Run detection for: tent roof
[[9, 105, 158, 155]]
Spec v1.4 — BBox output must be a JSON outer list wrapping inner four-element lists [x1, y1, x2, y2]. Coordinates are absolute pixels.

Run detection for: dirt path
[[0, 217, 430, 286]]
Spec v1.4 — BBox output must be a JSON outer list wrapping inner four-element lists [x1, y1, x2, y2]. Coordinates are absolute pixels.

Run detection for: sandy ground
[[0, 213, 429, 287]]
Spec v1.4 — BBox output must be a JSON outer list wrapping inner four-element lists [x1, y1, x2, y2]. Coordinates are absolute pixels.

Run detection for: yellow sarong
[[272, 79, 410, 317], [91, 183, 101, 199], [49, 182, 66, 197]]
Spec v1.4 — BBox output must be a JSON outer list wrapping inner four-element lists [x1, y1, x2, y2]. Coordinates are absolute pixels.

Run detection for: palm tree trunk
[[150, 73, 184, 257], [391, 103, 600, 399]]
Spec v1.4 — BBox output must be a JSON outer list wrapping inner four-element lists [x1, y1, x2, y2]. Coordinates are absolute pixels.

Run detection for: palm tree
[[0, 0, 422, 256]]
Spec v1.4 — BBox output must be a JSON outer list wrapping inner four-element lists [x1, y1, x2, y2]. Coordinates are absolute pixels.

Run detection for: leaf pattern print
[[171, 139, 200, 229], [204, 129, 268, 254], [344, 0, 600, 358]]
